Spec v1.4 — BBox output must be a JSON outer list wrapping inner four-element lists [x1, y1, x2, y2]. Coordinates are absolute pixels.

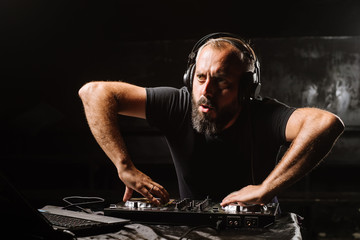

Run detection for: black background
[[1, 0, 360, 238]]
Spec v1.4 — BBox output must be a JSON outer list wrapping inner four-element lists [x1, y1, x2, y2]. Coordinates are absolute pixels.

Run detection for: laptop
[[0, 171, 129, 239]]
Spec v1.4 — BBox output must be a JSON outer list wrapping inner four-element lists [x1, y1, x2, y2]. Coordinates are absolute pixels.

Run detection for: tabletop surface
[[79, 212, 302, 240]]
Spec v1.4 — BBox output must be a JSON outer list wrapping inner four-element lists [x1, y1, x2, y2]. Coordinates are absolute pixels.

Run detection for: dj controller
[[104, 197, 279, 228]]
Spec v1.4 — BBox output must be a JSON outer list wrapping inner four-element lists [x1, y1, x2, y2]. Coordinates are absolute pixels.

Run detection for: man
[[78, 33, 344, 207]]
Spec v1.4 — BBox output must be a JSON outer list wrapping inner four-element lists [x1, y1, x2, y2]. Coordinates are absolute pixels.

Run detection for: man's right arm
[[78, 81, 169, 205]]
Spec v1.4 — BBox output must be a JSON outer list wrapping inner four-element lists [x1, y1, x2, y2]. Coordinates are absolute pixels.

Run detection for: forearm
[[79, 82, 169, 204], [261, 111, 344, 199]]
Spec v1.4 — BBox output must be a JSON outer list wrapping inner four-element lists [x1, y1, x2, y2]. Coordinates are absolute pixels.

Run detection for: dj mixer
[[104, 197, 279, 228]]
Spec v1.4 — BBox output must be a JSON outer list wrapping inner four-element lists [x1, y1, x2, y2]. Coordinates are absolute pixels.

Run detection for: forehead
[[196, 44, 244, 73]]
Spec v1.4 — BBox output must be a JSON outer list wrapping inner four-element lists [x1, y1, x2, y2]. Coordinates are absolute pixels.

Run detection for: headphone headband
[[186, 32, 256, 67]]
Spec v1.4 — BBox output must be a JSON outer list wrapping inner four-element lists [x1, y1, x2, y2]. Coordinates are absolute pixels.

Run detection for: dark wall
[[1, 0, 360, 238], [1, 1, 360, 232]]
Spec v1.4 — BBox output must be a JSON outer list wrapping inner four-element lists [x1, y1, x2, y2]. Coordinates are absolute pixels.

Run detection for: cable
[[178, 220, 222, 240], [61, 229, 77, 240], [62, 196, 105, 214]]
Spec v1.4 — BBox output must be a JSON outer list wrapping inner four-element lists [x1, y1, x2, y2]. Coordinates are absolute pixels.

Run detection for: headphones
[[183, 32, 261, 101]]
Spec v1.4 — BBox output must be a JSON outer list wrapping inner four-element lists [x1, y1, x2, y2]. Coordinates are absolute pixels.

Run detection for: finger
[[139, 186, 160, 206], [220, 198, 233, 207], [144, 181, 169, 202], [221, 199, 245, 207], [221, 196, 244, 207], [150, 183, 170, 203], [221, 192, 239, 206], [123, 186, 133, 202]]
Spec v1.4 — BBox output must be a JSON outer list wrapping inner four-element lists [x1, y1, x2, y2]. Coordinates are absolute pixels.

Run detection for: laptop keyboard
[[42, 212, 102, 229]]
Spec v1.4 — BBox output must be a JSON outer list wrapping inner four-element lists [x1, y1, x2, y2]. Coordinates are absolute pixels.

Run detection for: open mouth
[[199, 104, 214, 113], [196, 96, 215, 113]]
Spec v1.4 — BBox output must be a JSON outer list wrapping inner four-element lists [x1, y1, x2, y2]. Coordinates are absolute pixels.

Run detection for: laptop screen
[[0, 171, 59, 238]]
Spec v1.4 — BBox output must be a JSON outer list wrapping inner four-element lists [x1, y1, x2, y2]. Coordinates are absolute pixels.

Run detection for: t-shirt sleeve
[[254, 98, 296, 145], [145, 86, 190, 133]]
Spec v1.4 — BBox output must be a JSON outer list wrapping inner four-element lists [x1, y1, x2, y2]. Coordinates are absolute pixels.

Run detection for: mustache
[[197, 96, 215, 108]]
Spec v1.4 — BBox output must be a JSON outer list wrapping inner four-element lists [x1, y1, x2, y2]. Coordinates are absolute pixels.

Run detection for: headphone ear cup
[[183, 64, 195, 90], [183, 69, 189, 88], [248, 72, 260, 99], [253, 81, 261, 99], [239, 72, 261, 101]]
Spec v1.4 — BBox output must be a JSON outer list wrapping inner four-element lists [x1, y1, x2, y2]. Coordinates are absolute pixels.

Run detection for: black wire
[[62, 196, 105, 213], [61, 229, 78, 240], [178, 220, 222, 240]]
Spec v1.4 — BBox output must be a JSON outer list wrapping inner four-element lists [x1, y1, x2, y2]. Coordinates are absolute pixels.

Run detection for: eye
[[196, 74, 206, 83], [215, 77, 230, 89]]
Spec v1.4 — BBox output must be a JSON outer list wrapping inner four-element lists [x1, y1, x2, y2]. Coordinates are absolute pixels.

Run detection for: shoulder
[[250, 97, 296, 144], [146, 86, 190, 109], [250, 97, 295, 114], [146, 86, 189, 99]]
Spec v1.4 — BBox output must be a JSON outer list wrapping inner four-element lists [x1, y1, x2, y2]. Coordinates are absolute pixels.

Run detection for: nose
[[201, 78, 215, 98]]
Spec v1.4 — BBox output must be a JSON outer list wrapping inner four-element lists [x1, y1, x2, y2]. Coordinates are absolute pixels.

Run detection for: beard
[[191, 95, 240, 136]]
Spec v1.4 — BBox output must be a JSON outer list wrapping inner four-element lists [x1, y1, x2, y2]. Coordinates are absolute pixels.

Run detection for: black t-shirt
[[146, 86, 295, 201]]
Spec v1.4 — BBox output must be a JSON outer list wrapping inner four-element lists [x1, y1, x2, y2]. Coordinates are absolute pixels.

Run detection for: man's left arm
[[221, 108, 345, 206]]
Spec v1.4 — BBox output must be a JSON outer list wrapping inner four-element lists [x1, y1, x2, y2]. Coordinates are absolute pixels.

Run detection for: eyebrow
[[212, 72, 227, 78], [195, 69, 228, 78]]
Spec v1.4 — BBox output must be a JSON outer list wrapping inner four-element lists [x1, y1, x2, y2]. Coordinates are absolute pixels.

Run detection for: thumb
[[123, 186, 133, 202]]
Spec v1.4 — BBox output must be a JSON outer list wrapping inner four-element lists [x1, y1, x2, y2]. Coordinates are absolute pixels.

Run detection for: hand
[[118, 165, 170, 206], [220, 184, 271, 207]]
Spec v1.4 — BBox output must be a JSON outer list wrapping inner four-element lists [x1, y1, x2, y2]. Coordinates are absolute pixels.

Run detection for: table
[[79, 212, 302, 240]]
